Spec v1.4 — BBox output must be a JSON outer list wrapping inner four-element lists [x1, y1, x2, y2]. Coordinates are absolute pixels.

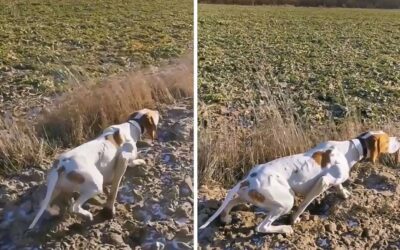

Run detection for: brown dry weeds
[[0, 56, 193, 176], [198, 93, 400, 186]]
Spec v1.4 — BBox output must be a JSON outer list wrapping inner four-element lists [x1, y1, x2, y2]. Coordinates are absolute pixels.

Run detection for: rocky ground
[[198, 161, 400, 249], [0, 99, 193, 249]]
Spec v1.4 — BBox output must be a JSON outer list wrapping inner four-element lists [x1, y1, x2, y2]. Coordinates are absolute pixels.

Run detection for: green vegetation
[[0, 0, 192, 93], [199, 5, 400, 125]]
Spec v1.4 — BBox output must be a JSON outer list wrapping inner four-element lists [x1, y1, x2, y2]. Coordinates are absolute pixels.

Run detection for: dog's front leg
[[102, 143, 134, 218]]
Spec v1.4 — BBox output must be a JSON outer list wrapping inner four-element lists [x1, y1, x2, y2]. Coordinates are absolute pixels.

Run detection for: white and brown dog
[[200, 131, 400, 234], [28, 109, 160, 229]]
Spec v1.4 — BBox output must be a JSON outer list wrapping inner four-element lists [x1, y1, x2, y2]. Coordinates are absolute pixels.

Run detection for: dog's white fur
[[28, 109, 160, 229], [200, 131, 400, 234]]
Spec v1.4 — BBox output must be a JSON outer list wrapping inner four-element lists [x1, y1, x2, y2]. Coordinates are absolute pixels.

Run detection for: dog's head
[[357, 131, 400, 164], [127, 109, 160, 141]]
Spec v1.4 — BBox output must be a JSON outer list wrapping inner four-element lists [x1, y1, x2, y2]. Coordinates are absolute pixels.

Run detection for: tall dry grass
[[0, 56, 193, 176], [0, 120, 55, 176], [37, 56, 193, 147], [199, 92, 400, 187]]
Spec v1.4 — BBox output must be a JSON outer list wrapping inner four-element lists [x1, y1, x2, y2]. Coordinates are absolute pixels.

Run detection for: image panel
[[198, 2, 400, 249], [0, 0, 194, 249]]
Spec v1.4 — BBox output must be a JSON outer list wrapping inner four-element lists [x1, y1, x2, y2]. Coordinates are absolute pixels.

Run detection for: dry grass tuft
[[0, 120, 55, 176]]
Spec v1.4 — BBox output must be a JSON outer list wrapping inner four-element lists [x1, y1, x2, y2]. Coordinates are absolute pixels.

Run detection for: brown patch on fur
[[312, 150, 332, 168], [66, 171, 85, 184], [239, 180, 250, 189], [248, 189, 265, 203], [250, 172, 257, 177], [106, 129, 123, 147]]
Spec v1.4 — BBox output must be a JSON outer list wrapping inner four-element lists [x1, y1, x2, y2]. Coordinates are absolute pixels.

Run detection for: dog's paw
[[281, 226, 294, 234], [100, 207, 115, 219], [131, 159, 146, 166], [87, 213, 94, 221], [290, 215, 301, 225]]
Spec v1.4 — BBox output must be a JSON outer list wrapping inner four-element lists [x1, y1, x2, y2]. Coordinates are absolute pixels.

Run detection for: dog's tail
[[199, 182, 241, 230], [28, 160, 61, 229]]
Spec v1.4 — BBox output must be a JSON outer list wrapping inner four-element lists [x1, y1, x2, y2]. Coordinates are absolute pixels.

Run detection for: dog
[[28, 109, 160, 229], [199, 131, 400, 234]]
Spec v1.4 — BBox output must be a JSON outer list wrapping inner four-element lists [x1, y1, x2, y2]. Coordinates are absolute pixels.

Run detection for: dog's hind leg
[[72, 187, 101, 221], [242, 175, 294, 234], [256, 209, 294, 234], [255, 192, 295, 234], [70, 169, 103, 221], [220, 197, 243, 224], [46, 188, 61, 213]]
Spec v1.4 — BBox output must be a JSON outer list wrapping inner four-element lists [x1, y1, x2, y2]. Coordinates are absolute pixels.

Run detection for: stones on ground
[[325, 222, 337, 234], [175, 202, 192, 218], [20, 169, 45, 182], [108, 232, 127, 247], [169, 118, 193, 141], [129, 164, 148, 177]]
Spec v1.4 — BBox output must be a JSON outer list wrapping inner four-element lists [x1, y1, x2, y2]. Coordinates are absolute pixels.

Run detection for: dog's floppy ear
[[367, 136, 379, 163], [143, 113, 157, 141], [377, 134, 390, 154]]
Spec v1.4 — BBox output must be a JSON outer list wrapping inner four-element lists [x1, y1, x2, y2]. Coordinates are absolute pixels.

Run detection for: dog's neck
[[128, 120, 142, 142], [346, 138, 368, 168]]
